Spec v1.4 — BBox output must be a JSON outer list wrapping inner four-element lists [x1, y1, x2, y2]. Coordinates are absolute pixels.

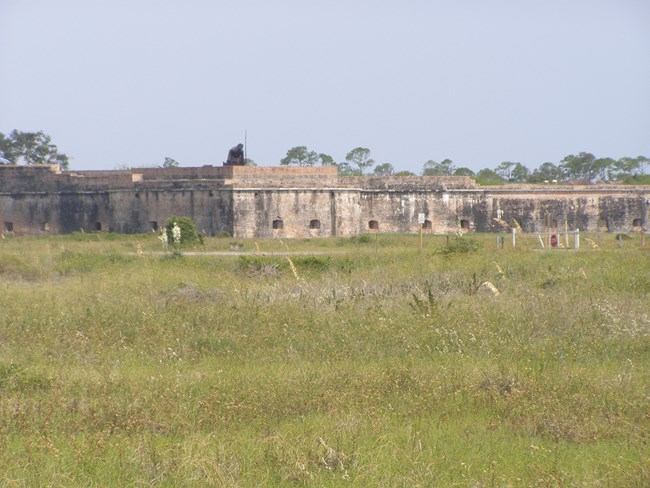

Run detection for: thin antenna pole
[[244, 130, 247, 162]]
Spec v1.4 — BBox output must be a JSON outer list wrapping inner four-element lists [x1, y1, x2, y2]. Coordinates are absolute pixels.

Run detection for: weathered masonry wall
[[231, 189, 362, 238], [463, 189, 649, 233], [1, 165, 648, 237], [106, 189, 233, 235]]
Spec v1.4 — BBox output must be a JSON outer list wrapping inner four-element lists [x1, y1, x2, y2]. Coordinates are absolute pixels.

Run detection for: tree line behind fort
[[1, 129, 648, 186]]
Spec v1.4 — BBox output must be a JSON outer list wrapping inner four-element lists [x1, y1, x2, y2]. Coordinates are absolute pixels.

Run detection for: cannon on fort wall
[[224, 143, 245, 166]]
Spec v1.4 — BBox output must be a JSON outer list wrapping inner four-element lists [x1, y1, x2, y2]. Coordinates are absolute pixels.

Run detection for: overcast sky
[[1, 0, 648, 174]]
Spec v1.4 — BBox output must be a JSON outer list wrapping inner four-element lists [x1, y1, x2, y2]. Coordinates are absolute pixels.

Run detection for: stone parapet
[[340, 175, 476, 190]]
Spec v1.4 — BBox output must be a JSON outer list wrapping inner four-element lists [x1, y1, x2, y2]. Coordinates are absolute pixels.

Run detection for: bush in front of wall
[[164, 216, 203, 246]]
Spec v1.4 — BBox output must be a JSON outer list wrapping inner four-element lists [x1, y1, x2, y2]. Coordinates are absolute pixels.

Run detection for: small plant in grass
[[159, 222, 182, 257], [171, 222, 181, 257], [410, 280, 437, 316], [237, 255, 283, 276], [286, 256, 300, 280], [158, 226, 169, 252], [229, 241, 244, 251], [434, 232, 481, 255], [293, 256, 331, 272], [135, 240, 144, 257]]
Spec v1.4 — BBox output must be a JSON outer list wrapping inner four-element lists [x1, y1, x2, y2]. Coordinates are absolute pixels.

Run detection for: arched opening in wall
[[309, 219, 321, 229], [150, 221, 158, 231], [423, 220, 432, 230], [4, 222, 14, 233], [93, 222, 102, 232], [598, 218, 609, 232], [551, 219, 558, 229], [41, 222, 49, 232], [460, 219, 470, 232], [134, 192, 140, 199], [209, 190, 214, 197], [633, 218, 643, 230], [368, 220, 379, 231], [272, 218, 284, 230]]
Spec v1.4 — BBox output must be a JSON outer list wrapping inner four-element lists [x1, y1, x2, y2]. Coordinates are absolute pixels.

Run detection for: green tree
[[528, 162, 563, 183], [510, 163, 530, 182], [336, 162, 361, 176], [453, 167, 475, 177], [475, 168, 505, 186], [0, 130, 70, 169], [495, 161, 516, 181], [244, 158, 257, 166], [593, 157, 615, 181], [345, 147, 375, 175], [0, 133, 12, 164], [280, 146, 318, 166], [162, 157, 179, 168], [394, 170, 416, 176], [560, 152, 596, 183], [612, 155, 648, 178], [494, 161, 529, 182], [318, 153, 335, 166], [373, 163, 395, 176], [422, 159, 455, 176], [612, 157, 638, 180]]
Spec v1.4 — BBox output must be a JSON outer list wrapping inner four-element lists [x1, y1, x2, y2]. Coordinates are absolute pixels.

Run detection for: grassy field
[[0, 231, 648, 486]]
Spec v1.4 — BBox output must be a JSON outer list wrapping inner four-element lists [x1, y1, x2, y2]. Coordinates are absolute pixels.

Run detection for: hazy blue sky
[[1, 0, 648, 174]]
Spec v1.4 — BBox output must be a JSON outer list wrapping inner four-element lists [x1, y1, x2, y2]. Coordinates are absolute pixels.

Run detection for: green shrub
[[621, 174, 650, 185], [355, 234, 373, 244], [293, 255, 331, 271], [236, 255, 285, 276], [164, 216, 203, 246], [340, 234, 374, 245], [434, 234, 481, 255]]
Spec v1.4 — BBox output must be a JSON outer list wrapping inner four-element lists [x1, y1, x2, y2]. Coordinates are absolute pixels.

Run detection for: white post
[[512, 228, 516, 248], [574, 229, 580, 249]]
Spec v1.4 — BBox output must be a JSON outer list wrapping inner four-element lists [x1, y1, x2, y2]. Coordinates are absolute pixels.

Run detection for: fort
[[1, 164, 648, 237]]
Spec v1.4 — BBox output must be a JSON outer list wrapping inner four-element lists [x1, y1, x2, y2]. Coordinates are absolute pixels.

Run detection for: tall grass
[[0, 233, 648, 486]]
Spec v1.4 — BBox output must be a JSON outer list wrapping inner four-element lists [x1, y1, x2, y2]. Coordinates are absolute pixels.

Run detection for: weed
[[236, 255, 283, 276], [293, 255, 331, 272], [410, 280, 437, 315], [434, 234, 481, 255]]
